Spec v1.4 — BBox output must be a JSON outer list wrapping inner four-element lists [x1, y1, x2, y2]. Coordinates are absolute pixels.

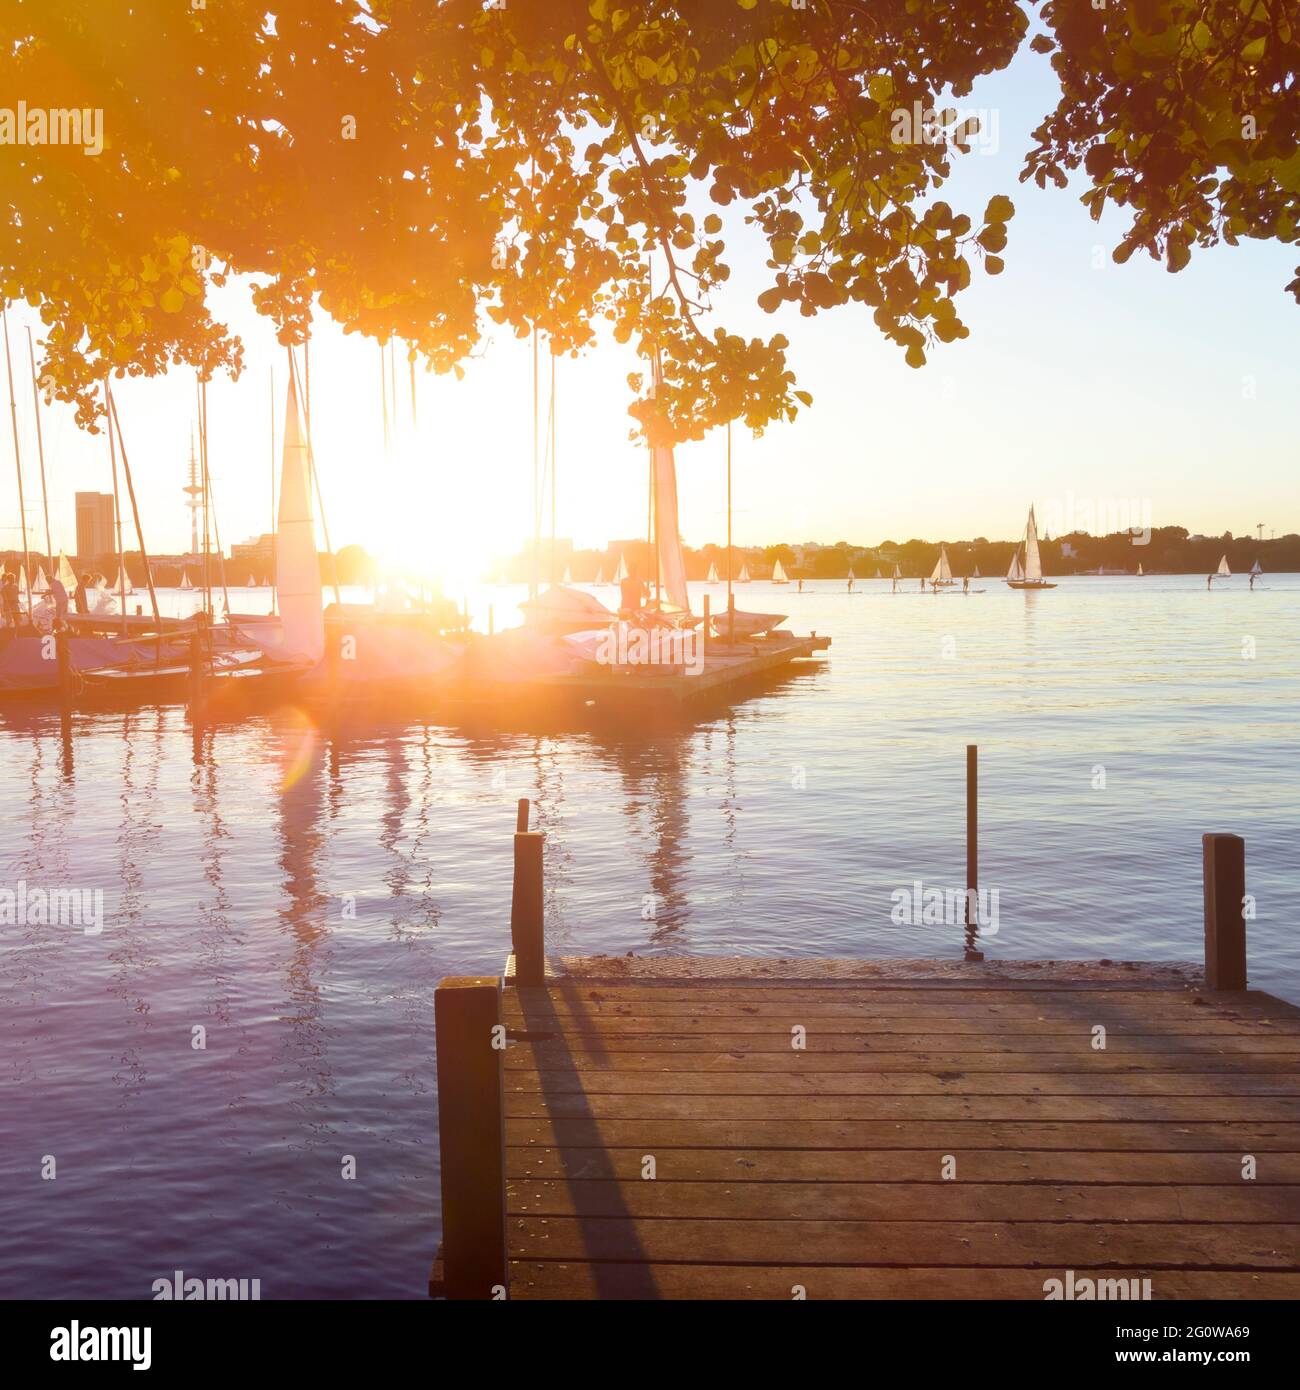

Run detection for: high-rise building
[[75, 492, 116, 560]]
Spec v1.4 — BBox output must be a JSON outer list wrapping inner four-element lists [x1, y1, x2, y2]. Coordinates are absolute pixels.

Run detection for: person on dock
[[49, 574, 70, 626], [1, 572, 21, 627], [74, 572, 93, 615], [619, 569, 647, 618]]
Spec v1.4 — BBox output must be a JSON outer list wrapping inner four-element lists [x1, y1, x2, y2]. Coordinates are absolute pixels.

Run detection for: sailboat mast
[[726, 420, 733, 641], [549, 348, 556, 589], [380, 341, 389, 453], [269, 365, 277, 614], [198, 381, 231, 616], [531, 327, 540, 600], [199, 379, 212, 617], [106, 390, 162, 627], [105, 381, 127, 634], [1, 306, 32, 618], [26, 328, 53, 566], [289, 346, 341, 608]]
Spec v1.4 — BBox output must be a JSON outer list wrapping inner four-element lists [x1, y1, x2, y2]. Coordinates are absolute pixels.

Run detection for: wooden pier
[[433, 826, 1300, 1300]]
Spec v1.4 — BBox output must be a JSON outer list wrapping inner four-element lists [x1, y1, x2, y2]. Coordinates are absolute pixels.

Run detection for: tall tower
[[183, 433, 202, 556]]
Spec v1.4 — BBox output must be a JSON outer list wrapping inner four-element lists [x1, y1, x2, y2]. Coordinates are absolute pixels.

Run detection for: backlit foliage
[[2, 1, 1295, 439]]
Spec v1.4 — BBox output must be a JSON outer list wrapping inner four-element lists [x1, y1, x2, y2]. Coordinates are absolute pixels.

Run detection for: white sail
[[613, 553, 628, 583], [594, 564, 605, 585], [738, 563, 751, 583], [1216, 554, 1231, 577], [1250, 559, 1262, 575], [931, 547, 953, 583], [1007, 552, 1024, 581], [1137, 563, 1144, 576], [649, 355, 691, 612], [275, 370, 325, 662], [972, 565, 981, 579], [1023, 506, 1043, 582], [848, 567, 857, 581], [32, 564, 49, 592], [772, 560, 789, 584], [114, 562, 133, 595], [706, 562, 719, 582], [892, 563, 901, 579], [562, 565, 572, 584], [57, 551, 78, 591], [246, 573, 256, 587]]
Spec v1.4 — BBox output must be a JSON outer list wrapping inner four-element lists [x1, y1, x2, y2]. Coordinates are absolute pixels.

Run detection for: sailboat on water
[[1136, 563, 1144, 577], [613, 553, 628, 583], [593, 563, 605, 585], [1250, 559, 1262, 576], [1006, 506, 1056, 590], [114, 562, 134, 595], [972, 565, 981, 579], [847, 566, 856, 593], [771, 559, 789, 585], [705, 561, 719, 582], [930, 546, 957, 589], [1213, 555, 1232, 581], [561, 564, 572, 585], [737, 562, 751, 583], [179, 570, 193, 590]]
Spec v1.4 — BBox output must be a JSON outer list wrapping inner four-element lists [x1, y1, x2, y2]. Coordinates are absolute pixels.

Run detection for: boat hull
[[1006, 580, 1057, 589]]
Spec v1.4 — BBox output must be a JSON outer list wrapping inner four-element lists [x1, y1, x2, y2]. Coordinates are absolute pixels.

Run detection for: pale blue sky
[[2, 40, 1296, 577]]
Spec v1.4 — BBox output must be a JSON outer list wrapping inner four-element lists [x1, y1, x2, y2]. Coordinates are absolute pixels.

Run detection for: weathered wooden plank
[[505, 1069, 1300, 1097], [508, 1215, 1300, 1267], [504, 1044, 1300, 1073], [507, 1179, 1300, 1224], [519, 983, 1254, 1003], [507, 1147, 1300, 1183], [507, 1013, 1298, 1036], [507, 1117, 1300, 1150], [505, 993, 1288, 1020], [506, 1262, 1300, 1300], [510, 1032, 1300, 1053], [503, 1093, 1299, 1122]]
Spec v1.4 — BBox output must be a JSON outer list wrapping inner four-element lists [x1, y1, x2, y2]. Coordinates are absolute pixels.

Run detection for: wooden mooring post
[[510, 797, 545, 986], [963, 743, 982, 960], [432, 977, 508, 1299], [1202, 832, 1247, 990]]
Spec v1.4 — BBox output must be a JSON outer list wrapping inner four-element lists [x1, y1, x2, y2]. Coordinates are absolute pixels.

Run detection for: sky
[[2, 36, 1297, 588]]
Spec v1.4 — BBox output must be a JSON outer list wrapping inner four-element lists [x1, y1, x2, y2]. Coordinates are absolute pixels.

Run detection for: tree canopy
[[3, 0, 1296, 440]]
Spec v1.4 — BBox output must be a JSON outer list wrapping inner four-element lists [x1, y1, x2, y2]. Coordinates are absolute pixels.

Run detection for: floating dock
[[430, 828, 1300, 1300], [526, 631, 831, 709]]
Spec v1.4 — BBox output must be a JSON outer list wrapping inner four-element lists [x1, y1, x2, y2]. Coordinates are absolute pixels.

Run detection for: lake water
[[2, 573, 1297, 1298]]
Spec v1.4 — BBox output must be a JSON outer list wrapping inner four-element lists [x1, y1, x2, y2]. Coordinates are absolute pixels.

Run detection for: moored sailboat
[[771, 559, 789, 584]]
